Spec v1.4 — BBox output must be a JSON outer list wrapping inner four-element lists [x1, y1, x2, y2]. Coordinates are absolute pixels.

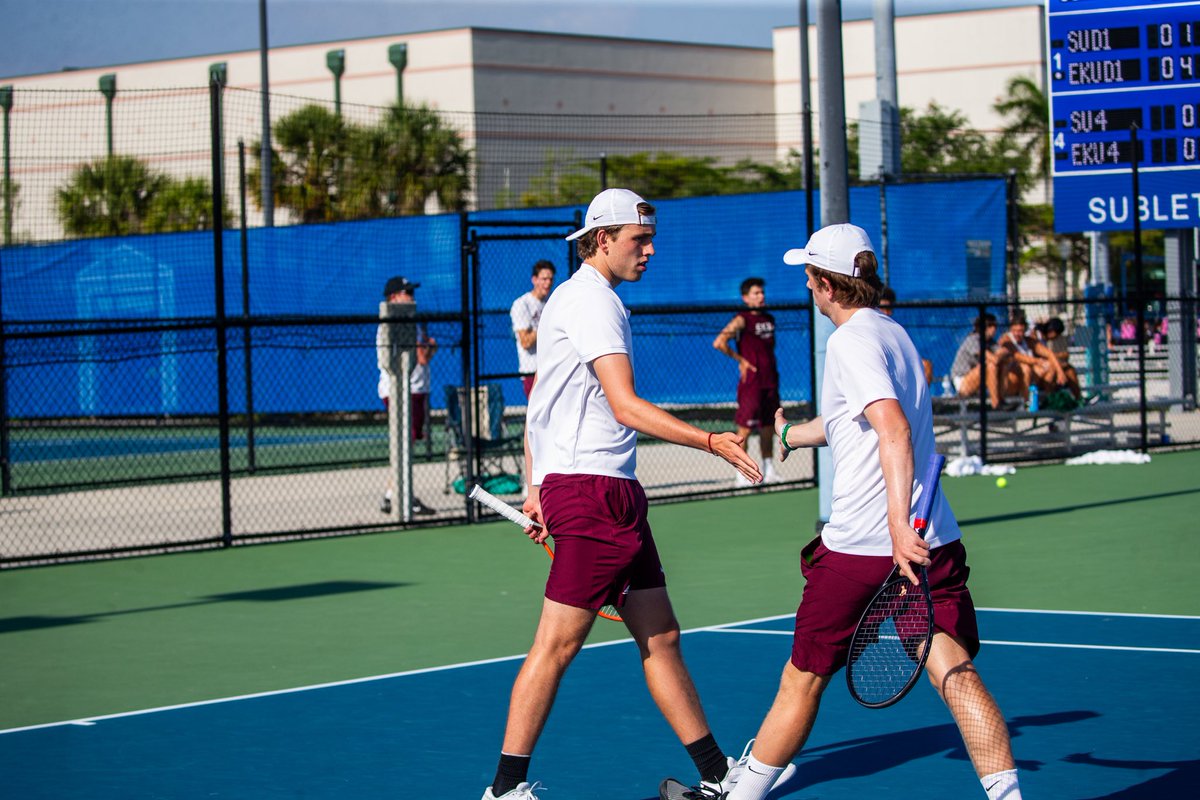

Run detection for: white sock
[[384, 490, 393, 500], [727, 754, 784, 800], [981, 769, 1022, 800]]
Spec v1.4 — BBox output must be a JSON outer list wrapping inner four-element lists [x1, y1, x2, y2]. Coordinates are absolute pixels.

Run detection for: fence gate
[[457, 213, 581, 519]]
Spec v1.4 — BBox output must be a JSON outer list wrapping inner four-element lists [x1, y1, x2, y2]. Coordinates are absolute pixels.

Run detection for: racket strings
[[846, 577, 933, 706]]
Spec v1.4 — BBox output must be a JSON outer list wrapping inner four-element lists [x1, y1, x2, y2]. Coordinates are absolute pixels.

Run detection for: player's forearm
[[610, 394, 709, 450], [781, 416, 826, 448]]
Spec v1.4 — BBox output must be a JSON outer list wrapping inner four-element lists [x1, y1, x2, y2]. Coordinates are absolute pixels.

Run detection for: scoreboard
[[1048, 0, 1200, 232]]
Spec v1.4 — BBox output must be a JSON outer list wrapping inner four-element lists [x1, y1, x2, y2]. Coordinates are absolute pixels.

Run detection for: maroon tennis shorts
[[735, 383, 780, 430], [538, 473, 666, 612], [381, 394, 428, 441], [790, 537, 979, 675]]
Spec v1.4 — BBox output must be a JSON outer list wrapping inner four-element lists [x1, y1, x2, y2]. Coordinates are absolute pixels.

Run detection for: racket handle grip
[[468, 484, 540, 530], [912, 453, 946, 530]]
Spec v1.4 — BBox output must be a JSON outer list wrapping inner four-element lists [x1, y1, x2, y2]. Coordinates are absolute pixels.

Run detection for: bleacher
[[932, 342, 1190, 459]]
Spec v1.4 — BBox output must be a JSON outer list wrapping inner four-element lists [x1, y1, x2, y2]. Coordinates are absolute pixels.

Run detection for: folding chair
[[443, 382, 524, 494]]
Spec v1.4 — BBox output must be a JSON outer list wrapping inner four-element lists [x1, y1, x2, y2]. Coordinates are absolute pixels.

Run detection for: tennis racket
[[468, 484, 623, 622], [845, 452, 946, 708]]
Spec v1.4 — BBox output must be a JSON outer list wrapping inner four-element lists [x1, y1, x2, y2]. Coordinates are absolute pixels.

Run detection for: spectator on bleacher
[[878, 286, 934, 386], [999, 311, 1077, 402], [1033, 317, 1082, 400], [949, 312, 1012, 409], [712, 277, 781, 485], [510, 260, 556, 398]]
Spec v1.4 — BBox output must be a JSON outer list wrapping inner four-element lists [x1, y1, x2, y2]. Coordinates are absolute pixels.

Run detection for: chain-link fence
[[3, 82, 1197, 567]]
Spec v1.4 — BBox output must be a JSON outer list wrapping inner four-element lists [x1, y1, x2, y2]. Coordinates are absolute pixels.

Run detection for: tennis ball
[[995, 477, 1008, 488]]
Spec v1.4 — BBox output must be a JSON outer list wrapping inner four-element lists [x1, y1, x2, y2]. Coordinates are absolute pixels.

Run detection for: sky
[[1, 0, 1037, 79]]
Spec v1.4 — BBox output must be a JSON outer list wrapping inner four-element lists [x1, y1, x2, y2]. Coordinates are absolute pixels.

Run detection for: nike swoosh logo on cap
[[591, 214, 603, 220]]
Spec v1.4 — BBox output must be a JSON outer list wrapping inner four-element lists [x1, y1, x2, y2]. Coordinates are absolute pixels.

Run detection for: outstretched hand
[[709, 432, 762, 484], [774, 408, 793, 463]]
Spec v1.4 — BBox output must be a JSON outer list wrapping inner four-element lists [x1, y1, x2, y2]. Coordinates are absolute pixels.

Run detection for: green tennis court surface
[[2, 450, 1198, 796]]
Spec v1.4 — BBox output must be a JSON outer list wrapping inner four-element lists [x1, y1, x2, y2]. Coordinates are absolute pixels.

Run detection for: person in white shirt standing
[[510, 260, 556, 398], [664, 224, 1023, 800], [479, 189, 765, 800], [376, 276, 437, 516]]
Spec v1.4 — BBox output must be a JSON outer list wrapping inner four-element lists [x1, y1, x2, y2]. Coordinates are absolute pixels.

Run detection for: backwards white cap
[[565, 188, 657, 241], [783, 223, 875, 277]]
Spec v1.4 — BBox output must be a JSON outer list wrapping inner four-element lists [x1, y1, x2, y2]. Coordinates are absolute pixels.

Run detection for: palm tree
[[994, 75, 1050, 194], [57, 156, 167, 237], [342, 102, 472, 217], [249, 104, 350, 224]]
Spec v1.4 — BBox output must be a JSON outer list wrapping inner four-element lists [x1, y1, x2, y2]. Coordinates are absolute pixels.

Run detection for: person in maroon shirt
[[713, 277, 781, 484]]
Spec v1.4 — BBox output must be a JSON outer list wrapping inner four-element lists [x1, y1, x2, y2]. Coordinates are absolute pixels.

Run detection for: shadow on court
[[0, 580, 408, 634], [766, 711, 1090, 794], [1068, 752, 1200, 799], [957, 487, 1200, 527]]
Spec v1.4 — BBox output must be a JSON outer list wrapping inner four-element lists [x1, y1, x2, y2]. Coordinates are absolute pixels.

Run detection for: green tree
[[145, 176, 230, 233], [848, 102, 1030, 183], [249, 104, 350, 224], [57, 156, 167, 237], [341, 102, 472, 217], [994, 75, 1050, 190], [518, 150, 803, 207]]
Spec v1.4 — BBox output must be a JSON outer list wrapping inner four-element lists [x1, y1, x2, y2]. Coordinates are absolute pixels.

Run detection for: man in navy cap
[[377, 276, 437, 515]]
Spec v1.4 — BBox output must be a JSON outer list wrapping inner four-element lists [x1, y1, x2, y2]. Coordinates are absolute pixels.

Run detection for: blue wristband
[[781, 422, 798, 453]]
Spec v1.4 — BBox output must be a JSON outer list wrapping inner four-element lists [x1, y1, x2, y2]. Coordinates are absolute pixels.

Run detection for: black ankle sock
[[685, 733, 727, 784], [491, 753, 531, 797]]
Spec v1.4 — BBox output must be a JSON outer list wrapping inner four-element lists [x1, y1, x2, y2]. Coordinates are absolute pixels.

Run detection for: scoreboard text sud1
[[1048, 0, 1200, 232]]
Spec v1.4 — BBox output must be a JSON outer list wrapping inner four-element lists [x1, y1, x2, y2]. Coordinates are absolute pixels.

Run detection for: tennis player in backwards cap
[[661, 223, 1024, 800], [479, 189, 769, 800]]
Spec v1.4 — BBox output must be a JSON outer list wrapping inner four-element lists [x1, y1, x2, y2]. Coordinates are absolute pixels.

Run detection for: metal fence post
[[238, 139, 257, 473], [460, 212, 477, 521], [211, 79, 233, 546]]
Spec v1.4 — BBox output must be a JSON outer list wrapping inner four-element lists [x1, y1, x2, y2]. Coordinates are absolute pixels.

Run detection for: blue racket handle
[[912, 453, 946, 532]]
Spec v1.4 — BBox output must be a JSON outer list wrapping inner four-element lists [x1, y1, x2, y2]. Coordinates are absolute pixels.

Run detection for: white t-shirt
[[526, 263, 637, 484], [510, 291, 546, 375], [820, 309, 961, 556], [376, 321, 430, 399]]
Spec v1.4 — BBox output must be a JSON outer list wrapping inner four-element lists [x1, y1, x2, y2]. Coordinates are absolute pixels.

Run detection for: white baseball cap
[[783, 223, 875, 277], [565, 188, 657, 241]]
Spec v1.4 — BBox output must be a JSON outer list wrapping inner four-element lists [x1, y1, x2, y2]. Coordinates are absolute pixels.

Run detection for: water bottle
[[1028, 384, 1039, 412], [941, 374, 953, 397]]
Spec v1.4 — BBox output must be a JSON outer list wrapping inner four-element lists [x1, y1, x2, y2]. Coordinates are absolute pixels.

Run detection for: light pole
[[258, 0, 273, 226], [326, 49, 345, 116], [98, 73, 117, 158], [1, 85, 12, 246], [388, 43, 407, 106]]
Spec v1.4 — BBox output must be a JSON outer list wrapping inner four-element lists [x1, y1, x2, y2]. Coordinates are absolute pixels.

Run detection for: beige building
[[1, 5, 1044, 241], [772, 3, 1045, 195]]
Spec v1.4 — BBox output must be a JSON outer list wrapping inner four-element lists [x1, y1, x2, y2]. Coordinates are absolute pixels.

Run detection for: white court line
[[1, 607, 1194, 737], [706, 628, 1200, 655]]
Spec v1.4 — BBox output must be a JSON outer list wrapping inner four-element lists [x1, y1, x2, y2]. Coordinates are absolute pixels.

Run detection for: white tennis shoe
[[658, 740, 797, 799], [482, 781, 542, 800]]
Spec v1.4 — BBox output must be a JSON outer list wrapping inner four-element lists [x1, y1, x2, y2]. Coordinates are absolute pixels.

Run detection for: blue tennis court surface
[[2, 609, 1196, 798]]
